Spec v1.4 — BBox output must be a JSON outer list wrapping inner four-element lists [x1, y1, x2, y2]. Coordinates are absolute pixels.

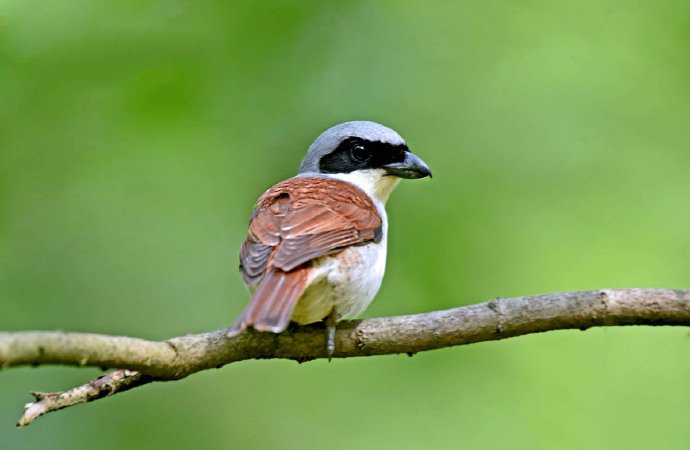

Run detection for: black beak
[[383, 152, 432, 179]]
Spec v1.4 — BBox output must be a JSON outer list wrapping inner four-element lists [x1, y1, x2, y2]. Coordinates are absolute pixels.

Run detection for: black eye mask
[[318, 137, 408, 174]]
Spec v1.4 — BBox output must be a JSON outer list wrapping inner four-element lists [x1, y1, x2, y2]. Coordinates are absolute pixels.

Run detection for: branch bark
[[16, 370, 150, 427], [2, 288, 689, 426]]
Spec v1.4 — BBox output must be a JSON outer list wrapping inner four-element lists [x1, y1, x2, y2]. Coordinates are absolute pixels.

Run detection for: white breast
[[290, 213, 387, 324], [290, 169, 396, 324]]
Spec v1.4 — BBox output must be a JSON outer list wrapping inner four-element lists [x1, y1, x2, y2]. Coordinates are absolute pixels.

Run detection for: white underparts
[[290, 169, 396, 324]]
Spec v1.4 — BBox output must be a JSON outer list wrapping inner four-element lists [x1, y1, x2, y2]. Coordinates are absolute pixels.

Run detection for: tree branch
[[3, 288, 690, 426], [16, 370, 150, 427]]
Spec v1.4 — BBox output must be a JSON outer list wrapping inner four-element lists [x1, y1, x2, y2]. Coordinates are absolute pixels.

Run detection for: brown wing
[[228, 176, 382, 334]]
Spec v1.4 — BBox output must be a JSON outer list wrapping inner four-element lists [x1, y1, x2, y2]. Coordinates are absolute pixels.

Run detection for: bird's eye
[[350, 144, 369, 162]]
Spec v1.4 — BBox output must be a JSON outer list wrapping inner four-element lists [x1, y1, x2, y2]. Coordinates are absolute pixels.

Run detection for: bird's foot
[[325, 309, 337, 361], [326, 325, 335, 361]]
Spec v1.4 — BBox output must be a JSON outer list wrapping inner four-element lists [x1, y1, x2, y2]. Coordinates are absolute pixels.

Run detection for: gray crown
[[298, 121, 406, 174]]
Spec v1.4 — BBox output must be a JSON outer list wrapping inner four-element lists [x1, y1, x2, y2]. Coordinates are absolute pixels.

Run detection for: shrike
[[228, 121, 431, 356]]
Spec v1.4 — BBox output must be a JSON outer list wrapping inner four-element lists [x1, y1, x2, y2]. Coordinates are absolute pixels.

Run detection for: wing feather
[[231, 176, 382, 334]]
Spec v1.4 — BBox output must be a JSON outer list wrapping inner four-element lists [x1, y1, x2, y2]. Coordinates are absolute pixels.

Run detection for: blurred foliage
[[2, 0, 690, 449]]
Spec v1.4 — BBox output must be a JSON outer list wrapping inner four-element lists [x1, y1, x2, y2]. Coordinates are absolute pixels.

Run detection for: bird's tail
[[227, 268, 309, 336]]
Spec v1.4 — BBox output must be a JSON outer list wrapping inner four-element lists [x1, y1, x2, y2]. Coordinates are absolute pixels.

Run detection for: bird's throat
[[330, 169, 400, 204]]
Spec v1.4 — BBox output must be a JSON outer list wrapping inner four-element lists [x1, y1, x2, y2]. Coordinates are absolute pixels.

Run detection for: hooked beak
[[383, 152, 432, 179]]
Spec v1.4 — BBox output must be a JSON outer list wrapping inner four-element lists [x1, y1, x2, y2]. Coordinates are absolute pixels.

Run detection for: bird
[[227, 121, 431, 357]]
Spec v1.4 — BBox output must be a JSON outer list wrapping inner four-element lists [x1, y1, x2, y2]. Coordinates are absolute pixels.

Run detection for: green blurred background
[[2, 0, 690, 449]]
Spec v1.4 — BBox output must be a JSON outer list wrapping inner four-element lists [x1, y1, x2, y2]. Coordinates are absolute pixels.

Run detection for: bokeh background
[[2, 1, 690, 449]]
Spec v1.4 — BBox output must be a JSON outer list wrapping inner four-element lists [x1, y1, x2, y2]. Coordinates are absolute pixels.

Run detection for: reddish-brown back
[[229, 176, 383, 334]]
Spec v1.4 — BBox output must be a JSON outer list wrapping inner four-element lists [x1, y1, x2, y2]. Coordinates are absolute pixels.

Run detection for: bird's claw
[[326, 324, 336, 361], [326, 309, 337, 361]]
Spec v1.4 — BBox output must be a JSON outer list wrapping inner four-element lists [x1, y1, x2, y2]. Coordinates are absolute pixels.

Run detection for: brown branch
[[3, 288, 690, 426], [17, 370, 150, 427]]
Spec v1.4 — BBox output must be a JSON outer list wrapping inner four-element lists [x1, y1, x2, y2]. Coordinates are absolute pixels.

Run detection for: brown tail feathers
[[227, 268, 309, 336]]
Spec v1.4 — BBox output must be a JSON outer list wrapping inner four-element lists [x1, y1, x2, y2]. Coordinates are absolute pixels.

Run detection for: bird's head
[[298, 121, 431, 203]]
